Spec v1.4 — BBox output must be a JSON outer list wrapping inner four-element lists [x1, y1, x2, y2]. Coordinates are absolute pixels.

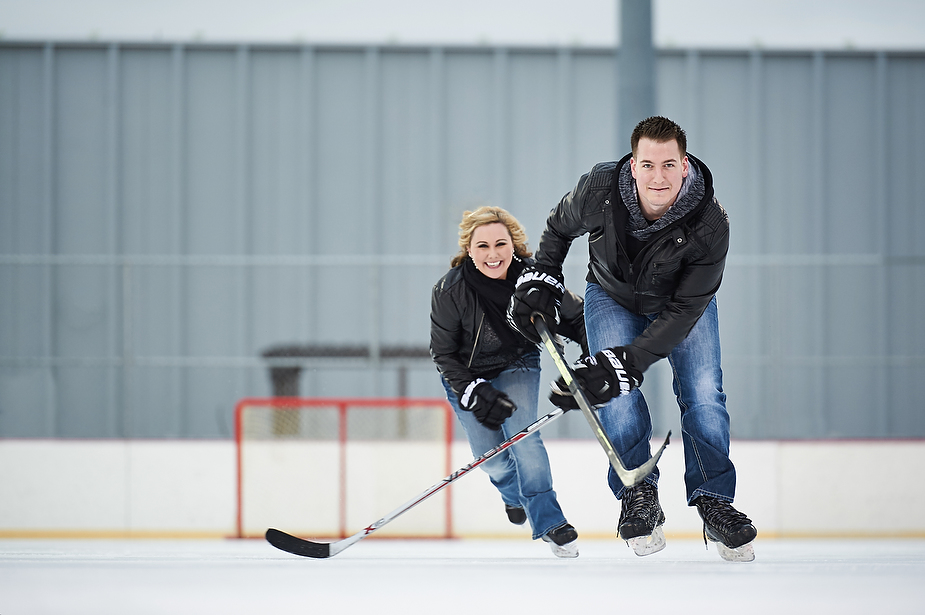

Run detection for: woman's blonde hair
[[450, 206, 532, 268]]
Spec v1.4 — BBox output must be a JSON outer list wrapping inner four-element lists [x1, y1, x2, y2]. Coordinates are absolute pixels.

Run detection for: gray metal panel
[[0, 42, 923, 439], [443, 50, 498, 219], [119, 48, 185, 436], [0, 46, 57, 435], [377, 49, 442, 347], [884, 56, 925, 437], [570, 51, 616, 175], [50, 47, 121, 437]]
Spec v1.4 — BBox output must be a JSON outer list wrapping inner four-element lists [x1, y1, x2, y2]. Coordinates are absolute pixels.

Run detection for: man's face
[[630, 138, 689, 221]]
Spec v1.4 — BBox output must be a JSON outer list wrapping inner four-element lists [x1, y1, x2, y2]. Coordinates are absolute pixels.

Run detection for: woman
[[430, 206, 588, 558]]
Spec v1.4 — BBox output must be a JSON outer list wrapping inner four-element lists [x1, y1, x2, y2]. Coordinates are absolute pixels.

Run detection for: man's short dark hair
[[631, 116, 687, 158]]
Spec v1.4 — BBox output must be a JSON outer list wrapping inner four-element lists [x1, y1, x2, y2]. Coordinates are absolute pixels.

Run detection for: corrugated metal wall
[[1, 42, 923, 439]]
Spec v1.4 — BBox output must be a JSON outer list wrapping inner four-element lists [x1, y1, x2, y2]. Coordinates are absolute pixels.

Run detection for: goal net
[[235, 397, 454, 539]]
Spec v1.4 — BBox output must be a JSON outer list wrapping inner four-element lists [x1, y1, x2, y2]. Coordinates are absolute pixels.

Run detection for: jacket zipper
[[467, 313, 484, 369], [605, 196, 635, 281]]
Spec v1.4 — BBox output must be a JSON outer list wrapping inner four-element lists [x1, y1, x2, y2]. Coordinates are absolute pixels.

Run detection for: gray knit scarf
[[618, 157, 705, 241]]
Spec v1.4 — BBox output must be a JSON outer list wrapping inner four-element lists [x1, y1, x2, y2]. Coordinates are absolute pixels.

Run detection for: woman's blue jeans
[[441, 351, 568, 539], [584, 283, 737, 504]]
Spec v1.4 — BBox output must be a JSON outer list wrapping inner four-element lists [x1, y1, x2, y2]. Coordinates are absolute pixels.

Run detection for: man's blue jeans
[[584, 283, 737, 504], [441, 350, 568, 539]]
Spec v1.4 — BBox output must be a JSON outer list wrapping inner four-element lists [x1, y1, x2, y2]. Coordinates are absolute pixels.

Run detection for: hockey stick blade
[[266, 528, 332, 559], [533, 313, 670, 487], [265, 405, 568, 558]]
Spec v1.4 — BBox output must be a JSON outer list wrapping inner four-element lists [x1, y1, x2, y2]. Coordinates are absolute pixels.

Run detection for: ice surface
[[1, 537, 924, 614]]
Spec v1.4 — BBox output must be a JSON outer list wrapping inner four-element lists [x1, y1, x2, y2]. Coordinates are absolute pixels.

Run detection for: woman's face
[[467, 222, 514, 280]]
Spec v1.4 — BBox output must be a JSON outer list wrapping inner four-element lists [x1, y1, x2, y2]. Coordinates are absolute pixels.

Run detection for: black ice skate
[[694, 495, 757, 562], [618, 482, 666, 556], [505, 505, 527, 525], [542, 522, 579, 558]]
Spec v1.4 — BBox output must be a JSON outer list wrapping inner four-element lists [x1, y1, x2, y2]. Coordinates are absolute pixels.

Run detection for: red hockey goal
[[235, 397, 454, 539]]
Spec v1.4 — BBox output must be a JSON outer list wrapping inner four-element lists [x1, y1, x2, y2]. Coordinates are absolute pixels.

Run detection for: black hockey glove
[[459, 379, 516, 430], [506, 266, 565, 344], [548, 347, 643, 410]]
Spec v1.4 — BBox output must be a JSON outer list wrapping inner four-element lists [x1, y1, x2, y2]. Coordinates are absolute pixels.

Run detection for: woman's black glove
[[459, 379, 517, 429]]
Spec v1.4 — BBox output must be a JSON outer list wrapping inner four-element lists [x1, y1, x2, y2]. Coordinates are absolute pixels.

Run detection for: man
[[507, 116, 757, 562]]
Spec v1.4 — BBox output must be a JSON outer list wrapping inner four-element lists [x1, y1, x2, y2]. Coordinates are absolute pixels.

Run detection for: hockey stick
[[532, 313, 670, 488], [266, 404, 568, 558]]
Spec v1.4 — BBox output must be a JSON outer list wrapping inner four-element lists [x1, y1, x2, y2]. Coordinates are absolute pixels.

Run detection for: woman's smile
[[468, 222, 514, 280]]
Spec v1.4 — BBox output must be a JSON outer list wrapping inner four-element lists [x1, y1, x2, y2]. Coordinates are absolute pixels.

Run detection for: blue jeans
[[441, 350, 568, 539], [584, 283, 736, 504]]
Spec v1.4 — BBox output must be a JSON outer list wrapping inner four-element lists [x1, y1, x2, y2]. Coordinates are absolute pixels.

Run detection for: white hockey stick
[[532, 313, 670, 487], [266, 405, 567, 558]]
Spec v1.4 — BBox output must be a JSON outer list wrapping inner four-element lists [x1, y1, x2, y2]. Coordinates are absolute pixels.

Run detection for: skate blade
[[547, 540, 579, 558], [715, 540, 755, 562], [625, 526, 666, 557]]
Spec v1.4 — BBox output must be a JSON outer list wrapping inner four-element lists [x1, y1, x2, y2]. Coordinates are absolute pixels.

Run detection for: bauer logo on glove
[[506, 266, 565, 344], [514, 270, 565, 294], [548, 347, 643, 409], [599, 348, 638, 396]]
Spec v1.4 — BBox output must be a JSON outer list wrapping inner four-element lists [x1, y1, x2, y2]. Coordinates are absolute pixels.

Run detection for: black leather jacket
[[430, 257, 588, 397], [535, 153, 729, 371]]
